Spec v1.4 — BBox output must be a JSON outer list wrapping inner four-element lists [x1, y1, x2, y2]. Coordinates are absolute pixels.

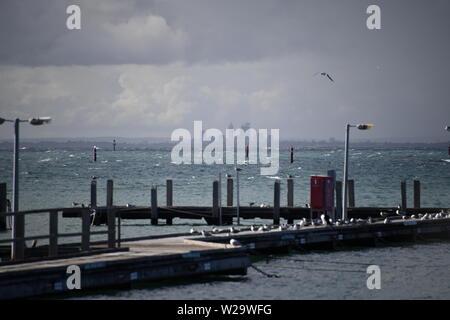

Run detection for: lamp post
[[235, 167, 242, 225], [342, 123, 374, 221], [0, 116, 51, 259]]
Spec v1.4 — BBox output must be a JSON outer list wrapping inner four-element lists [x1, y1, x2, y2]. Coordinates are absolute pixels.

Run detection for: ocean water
[[0, 147, 449, 299]]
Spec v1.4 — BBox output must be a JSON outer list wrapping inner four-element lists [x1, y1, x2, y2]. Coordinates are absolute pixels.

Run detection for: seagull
[[314, 72, 334, 82], [292, 224, 301, 230], [250, 225, 256, 232], [125, 203, 135, 208], [384, 217, 390, 224], [229, 227, 239, 234], [320, 214, 328, 226], [201, 230, 211, 237], [380, 211, 389, 217], [190, 228, 197, 234], [367, 217, 373, 224], [212, 227, 219, 233], [230, 239, 242, 246]]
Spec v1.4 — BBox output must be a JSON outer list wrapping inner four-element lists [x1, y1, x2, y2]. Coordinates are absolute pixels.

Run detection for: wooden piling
[[106, 180, 115, 249], [166, 179, 173, 225], [227, 176, 233, 206], [12, 213, 25, 260], [273, 180, 280, 225], [151, 187, 158, 225], [81, 209, 90, 251], [49, 210, 58, 257], [287, 177, 294, 224], [212, 180, 219, 225], [327, 170, 336, 220], [348, 179, 355, 208], [413, 180, 421, 209], [401, 180, 407, 211], [90, 179, 97, 208], [336, 180, 343, 219], [0, 183, 6, 230]]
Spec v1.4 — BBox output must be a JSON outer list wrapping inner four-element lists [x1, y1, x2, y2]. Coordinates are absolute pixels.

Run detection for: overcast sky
[[0, 0, 449, 142]]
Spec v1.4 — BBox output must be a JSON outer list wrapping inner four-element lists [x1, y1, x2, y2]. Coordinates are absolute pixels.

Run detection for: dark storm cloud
[[2, 0, 448, 67], [0, 0, 449, 141]]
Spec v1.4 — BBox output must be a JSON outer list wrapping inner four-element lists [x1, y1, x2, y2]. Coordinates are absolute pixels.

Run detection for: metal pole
[[12, 119, 24, 259], [13, 119, 19, 213], [236, 168, 240, 225], [342, 124, 350, 221], [218, 173, 222, 225]]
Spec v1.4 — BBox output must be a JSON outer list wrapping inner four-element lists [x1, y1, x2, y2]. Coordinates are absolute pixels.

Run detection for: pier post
[[413, 180, 421, 209], [90, 179, 97, 208], [287, 177, 294, 224], [106, 180, 116, 249], [151, 186, 158, 225], [81, 209, 90, 251], [0, 183, 6, 230], [273, 180, 280, 225], [213, 180, 219, 225], [49, 210, 58, 257], [348, 179, 355, 208], [335, 181, 343, 219], [166, 179, 173, 225], [227, 175, 233, 206], [327, 170, 336, 221], [401, 180, 407, 211]]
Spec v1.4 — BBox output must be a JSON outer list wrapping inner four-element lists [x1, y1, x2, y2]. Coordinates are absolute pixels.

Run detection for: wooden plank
[[90, 180, 97, 208], [0, 183, 6, 230], [273, 180, 280, 225], [413, 180, 421, 209], [81, 210, 90, 251], [335, 180, 343, 219], [49, 210, 58, 257], [287, 177, 294, 224], [212, 180, 219, 224], [166, 179, 173, 225], [106, 180, 115, 249], [227, 176, 233, 206], [151, 187, 158, 225], [348, 179, 355, 208], [401, 180, 407, 210]]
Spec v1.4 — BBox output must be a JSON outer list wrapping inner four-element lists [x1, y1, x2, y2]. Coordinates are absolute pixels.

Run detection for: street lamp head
[[28, 117, 52, 126], [356, 124, 374, 130]]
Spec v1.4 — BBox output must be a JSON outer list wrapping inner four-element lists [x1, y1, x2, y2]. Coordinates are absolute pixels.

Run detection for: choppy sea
[[0, 147, 449, 299]]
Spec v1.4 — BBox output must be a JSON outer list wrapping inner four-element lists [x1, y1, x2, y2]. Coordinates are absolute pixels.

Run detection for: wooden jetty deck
[[1, 215, 449, 299], [0, 235, 249, 299]]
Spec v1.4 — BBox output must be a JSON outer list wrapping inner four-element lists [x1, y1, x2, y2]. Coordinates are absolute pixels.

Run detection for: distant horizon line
[[0, 136, 448, 145]]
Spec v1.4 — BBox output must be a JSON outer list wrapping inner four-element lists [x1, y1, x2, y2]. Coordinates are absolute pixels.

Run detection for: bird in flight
[[314, 72, 334, 82]]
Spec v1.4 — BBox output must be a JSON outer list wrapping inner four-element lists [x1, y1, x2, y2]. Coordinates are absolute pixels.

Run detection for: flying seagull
[[314, 72, 334, 82]]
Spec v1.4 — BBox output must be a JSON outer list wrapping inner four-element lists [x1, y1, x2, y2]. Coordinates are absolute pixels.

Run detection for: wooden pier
[[0, 178, 449, 299], [1, 212, 449, 299], [0, 235, 250, 299]]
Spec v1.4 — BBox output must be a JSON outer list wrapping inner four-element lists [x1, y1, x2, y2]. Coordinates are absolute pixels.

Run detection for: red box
[[310, 175, 334, 210]]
